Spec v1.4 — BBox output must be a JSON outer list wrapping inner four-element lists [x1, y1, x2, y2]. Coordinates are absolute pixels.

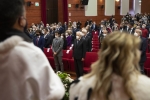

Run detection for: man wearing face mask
[[73, 31, 86, 78], [33, 30, 45, 51], [52, 31, 64, 72], [141, 24, 148, 38], [134, 29, 147, 74], [0, 0, 65, 99]]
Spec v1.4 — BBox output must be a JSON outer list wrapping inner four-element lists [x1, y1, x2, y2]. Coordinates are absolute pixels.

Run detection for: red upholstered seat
[[146, 53, 150, 57], [144, 57, 150, 68], [44, 48, 53, 57], [83, 52, 98, 73], [92, 45, 99, 49], [91, 48, 99, 52], [68, 59, 75, 72], [92, 31, 98, 36], [62, 50, 73, 71], [47, 57, 55, 69], [144, 68, 150, 77]]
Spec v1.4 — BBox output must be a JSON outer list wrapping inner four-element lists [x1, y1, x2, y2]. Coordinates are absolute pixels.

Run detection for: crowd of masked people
[[25, 12, 150, 76], [26, 13, 150, 51]]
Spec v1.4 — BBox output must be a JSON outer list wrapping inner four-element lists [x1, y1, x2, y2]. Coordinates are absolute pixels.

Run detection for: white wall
[[85, 0, 97, 16], [134, 0, 141, 14], [105, 0, 115, 16], [120, 0, 129, 15]]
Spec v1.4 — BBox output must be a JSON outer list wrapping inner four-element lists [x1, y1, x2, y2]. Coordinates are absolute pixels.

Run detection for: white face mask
[[103, 34, 107, 37], [61, 36, 63, 38], [76, 36, 79, 39], [65, 33, 68, 36], [134, 32, 139, 37], [142, 26, 145, 29], [55, 35, 58, 38]]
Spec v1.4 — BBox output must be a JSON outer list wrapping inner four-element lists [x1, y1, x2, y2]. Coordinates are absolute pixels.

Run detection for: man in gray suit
[[52, 32, 64, 72]]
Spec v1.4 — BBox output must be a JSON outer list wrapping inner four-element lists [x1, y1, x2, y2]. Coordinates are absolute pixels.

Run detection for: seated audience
[[70, 32, 150, 100]]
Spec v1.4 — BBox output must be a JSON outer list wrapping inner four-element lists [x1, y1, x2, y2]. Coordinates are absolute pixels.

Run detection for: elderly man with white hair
[[73, 31, 86, 78], [134, 29, 147, 74]]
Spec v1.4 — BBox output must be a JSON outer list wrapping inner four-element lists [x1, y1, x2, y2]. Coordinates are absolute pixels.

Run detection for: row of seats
[[44, 48, 98, 73], [144, 53, 150, 77], [91, 31, 99, 52]]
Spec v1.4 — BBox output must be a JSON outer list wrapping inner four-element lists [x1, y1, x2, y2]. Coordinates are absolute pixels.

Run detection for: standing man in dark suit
[[62, 22, 68, 32], [73, 31, 86, 78], [77, 21, 82, 29], [82, 29, 92, 52], [91, 22, 98, 31], [43, 28, 53, 48], [33, 30, 45, 51], [128, 22, 135, 35], [52, 31, 64, 72], [134, 29, 147, 74]]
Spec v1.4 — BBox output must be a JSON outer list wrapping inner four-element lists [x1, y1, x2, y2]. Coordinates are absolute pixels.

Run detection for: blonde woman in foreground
[[69, 32, 150, 100]]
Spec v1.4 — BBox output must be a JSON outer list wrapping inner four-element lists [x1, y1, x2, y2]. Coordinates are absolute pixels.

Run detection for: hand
[[54, 52, 57, 56], [81, 58, 84, 61]]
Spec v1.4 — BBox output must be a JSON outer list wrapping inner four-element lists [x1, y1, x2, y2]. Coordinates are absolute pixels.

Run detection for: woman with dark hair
[[61, 33, 67, 50]]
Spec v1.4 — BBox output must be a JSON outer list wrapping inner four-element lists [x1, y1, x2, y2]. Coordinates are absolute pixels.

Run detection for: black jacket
[[73, 38, 86, 59], [140, 37, 147, 63], [82, 35, 92, 52]]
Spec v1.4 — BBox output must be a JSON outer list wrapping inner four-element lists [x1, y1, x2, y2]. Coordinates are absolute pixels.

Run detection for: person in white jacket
[[0, 0, 65, 100]]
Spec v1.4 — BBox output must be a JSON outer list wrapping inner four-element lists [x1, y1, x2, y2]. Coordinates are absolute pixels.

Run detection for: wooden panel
[[141, 0, 150, 13], [68, 0, 133, 26], [25, 0, 41, 27]]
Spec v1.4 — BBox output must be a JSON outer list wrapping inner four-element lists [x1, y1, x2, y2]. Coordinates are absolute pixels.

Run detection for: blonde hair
[[85, 32, 141, 100]]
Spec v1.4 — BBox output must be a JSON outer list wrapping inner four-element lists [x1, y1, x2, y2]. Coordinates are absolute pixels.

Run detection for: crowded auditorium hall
[[0, 0, 150, 100]]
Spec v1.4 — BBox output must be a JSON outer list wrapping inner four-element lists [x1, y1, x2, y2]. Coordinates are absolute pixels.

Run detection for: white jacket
[[0, 36, 65, 100], [69, 73, 150, 100]]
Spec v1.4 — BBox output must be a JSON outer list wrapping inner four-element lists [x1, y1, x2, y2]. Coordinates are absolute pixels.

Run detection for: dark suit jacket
[[140, 37, 147, 63], [82, 35, 92, 52], [33, 36, 45, 50], [73, 38, 86, 59], [44, 34, 53, 48], [62, 24, 68, 32], [63, 39, 67, 50], [91, 24, 98, 31]]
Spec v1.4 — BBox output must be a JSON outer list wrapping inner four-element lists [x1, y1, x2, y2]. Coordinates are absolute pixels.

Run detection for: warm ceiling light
[[116, 0, 119, 2]]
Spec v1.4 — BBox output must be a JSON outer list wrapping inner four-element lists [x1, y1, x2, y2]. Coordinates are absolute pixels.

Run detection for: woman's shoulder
[[132, 75, 150, 99], [69, 76, 96, 100]]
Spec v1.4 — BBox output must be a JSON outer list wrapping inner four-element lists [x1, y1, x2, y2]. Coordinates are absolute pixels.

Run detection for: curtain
[[63, 0, 68, 23], [41, 0, 47, 25]]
